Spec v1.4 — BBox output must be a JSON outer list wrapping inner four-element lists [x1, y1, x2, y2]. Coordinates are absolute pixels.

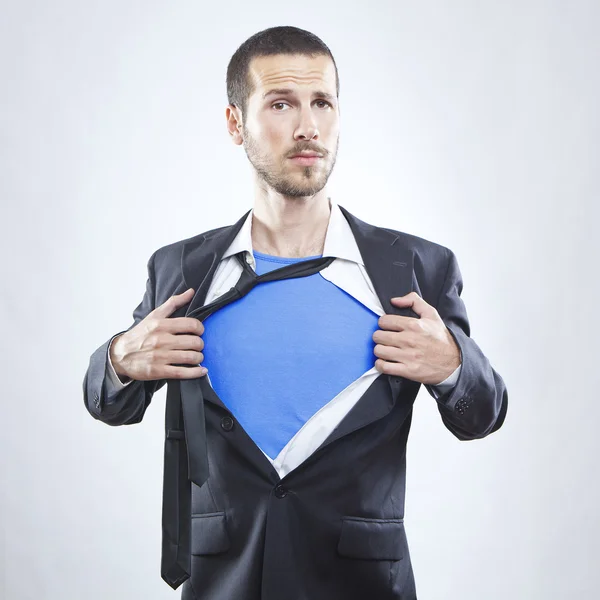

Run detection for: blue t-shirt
[[200, 250, 380, 459]]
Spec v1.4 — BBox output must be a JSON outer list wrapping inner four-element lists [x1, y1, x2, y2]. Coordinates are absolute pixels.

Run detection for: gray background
[[1, 1, 599, 598]]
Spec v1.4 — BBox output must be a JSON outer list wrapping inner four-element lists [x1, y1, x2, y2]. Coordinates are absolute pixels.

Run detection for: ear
[[226, 104, 244, 146]]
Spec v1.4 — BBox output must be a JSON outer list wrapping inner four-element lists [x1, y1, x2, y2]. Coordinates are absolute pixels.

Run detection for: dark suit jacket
[[83, 204, 508, 600]]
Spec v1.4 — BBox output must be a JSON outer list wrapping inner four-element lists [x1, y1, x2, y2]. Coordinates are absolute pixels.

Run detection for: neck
[[251, 193, 331, 258]]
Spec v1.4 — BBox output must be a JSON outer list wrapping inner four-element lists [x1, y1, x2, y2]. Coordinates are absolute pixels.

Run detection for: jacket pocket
[[337, 516, 405, 561], [190, 511, 230, 555]]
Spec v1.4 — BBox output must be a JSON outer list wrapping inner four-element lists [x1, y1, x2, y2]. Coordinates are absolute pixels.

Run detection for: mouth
[[289, 155, 322, 166]]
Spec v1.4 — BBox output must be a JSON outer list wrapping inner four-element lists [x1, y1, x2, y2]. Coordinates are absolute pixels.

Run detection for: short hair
[[226, 25, 340, 121]]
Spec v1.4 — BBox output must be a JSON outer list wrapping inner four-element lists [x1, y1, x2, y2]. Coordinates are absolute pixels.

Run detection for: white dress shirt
[[105, 199, 460, 477]]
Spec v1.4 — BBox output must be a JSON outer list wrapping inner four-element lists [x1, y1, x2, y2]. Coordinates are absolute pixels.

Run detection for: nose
[[294, 109, 319, 141], [295, 128, 318, 141]]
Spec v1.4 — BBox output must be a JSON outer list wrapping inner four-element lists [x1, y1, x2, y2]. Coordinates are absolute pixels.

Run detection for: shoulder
[[381, 225, 452, 257], [342, 204, 454, 268], [363, 212, 456, 275], [342, 205, 459, 307], [148, 224, 230, 268]]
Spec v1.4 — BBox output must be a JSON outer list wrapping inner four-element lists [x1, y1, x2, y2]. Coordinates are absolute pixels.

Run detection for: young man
[[83, 25, 508, 600]]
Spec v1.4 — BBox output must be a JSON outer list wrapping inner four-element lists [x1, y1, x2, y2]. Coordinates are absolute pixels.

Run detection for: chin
[[274, 185, 325, 198]]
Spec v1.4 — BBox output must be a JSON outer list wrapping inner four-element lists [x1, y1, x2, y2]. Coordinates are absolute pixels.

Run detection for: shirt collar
[[221, 198, 364, 266]]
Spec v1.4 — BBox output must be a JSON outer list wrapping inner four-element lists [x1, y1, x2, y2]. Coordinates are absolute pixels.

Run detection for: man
[[83, 25, 507, 600]]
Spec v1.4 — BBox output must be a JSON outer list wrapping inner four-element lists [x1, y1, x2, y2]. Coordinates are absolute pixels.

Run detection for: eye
[[271, 100, 333, 111]]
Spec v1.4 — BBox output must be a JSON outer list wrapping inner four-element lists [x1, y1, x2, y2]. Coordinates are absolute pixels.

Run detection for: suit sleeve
[[104, 334, 134, 402], [82, 250, 167, 426], [424, 248, 508, 440]]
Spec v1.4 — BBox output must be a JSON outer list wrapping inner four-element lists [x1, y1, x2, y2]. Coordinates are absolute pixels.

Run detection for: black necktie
[[161, 251, 336, 589]]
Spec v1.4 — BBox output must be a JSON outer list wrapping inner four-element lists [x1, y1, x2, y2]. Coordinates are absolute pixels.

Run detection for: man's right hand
[[110, 287, 208, 381]]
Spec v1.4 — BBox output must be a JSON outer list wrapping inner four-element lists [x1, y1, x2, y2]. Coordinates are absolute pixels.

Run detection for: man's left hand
[[372, 292, 461, 385]]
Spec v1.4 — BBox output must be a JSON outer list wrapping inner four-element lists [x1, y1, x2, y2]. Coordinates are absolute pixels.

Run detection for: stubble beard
[[242, 129, 338, 198]]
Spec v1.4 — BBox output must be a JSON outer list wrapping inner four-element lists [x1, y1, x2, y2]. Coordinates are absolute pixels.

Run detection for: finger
[[374, 344, 404, 363], [166, 349, 204, 366], [375, 358, 408, 376], [166, 333, 204, 352], [373, 329, 409, 347], [152, 288, 195, 319], [378, 314, 414, 332], [161, 316, 205, 336], [162, 365, 209, 379], [392, 292, 437, 319]]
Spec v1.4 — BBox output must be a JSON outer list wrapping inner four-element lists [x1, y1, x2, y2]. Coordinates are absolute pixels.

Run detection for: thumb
[[153, 287, 195, 318]]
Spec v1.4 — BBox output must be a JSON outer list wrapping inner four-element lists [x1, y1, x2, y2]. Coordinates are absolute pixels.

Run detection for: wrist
[[110, 333, 131, 381]]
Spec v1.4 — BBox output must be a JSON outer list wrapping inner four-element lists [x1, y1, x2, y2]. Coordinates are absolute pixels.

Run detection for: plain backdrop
[[1, 1, 599, 598]]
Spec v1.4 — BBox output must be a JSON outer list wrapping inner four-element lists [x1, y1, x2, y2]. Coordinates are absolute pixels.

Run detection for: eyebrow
[[262, 88, 336, 102]]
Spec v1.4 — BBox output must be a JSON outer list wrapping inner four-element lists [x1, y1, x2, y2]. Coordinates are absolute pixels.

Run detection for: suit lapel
[[312, 205, 416, 452], [337, 205, 415, 318], [181, 209, 252, 321]]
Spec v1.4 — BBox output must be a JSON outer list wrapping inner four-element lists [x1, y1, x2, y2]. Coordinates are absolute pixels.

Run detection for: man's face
[[232, 53, 340, 198]]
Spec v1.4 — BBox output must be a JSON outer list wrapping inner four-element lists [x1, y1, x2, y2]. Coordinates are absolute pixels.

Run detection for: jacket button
[[220, 416, 234, 431], [274, 484, 288, 499]]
